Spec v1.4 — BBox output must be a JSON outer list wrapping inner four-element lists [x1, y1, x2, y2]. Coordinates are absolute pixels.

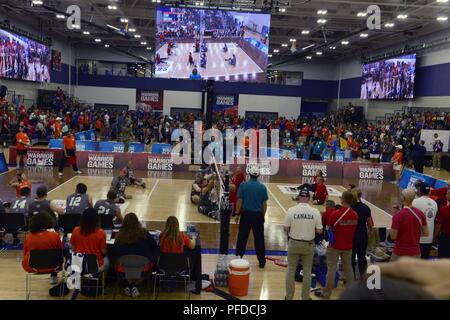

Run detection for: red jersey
[[391, 207, 427, 257], [16, 132, 30, 150], [16, 180, 32, 197], [229, 172, 245, 204], [436, 205, 450, 235], [327, 207, 358, 250], [313, 183, 328, 204], [159, 233, 191, 254]]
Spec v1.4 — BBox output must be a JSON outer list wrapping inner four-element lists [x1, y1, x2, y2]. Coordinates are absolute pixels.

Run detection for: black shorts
[[17, 149, 27, 156], [66, 149, 76, 157]]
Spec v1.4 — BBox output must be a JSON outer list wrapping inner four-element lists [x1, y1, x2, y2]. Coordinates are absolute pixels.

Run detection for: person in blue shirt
[[235, 165, 269, 268], [328, 135, 338, 161], [310, 136, 327, 160], [189, 68, 202, 80], [296, 137, 305, 160]]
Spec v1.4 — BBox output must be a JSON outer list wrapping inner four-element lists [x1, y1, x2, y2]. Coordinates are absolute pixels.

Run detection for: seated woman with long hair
[[70, 207, 108, 272], [160, 216, 196, 253], [22, 213, 63, 281], [112, 213, 159, 297]]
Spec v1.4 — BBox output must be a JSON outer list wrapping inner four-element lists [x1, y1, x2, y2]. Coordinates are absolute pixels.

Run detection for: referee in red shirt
[[315, 191, 358, 299]]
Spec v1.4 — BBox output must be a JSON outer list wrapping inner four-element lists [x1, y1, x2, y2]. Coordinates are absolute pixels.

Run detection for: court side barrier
[[48, 141, 145, 153], [8, 148, 395, 181], [399, 168, 448, 189]]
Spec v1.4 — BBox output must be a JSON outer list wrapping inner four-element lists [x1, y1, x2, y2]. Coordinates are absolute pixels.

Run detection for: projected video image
[[360, 54, 416, 100], [155, 6, 271, 83], [0, 28, 51, 83]]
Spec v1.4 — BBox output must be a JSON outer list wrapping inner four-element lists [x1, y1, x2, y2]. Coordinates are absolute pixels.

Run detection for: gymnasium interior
[[0, 0, 449, 303]]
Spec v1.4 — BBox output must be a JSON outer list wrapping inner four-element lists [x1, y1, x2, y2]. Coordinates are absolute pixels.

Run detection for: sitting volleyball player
[[126, 160, 146, 189], [198, 172, 220, 219], [111, 168, 133, 203], [66, 183, 93, 214]]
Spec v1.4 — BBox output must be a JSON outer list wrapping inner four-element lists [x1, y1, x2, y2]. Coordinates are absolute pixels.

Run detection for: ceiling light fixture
[[360, 33, 369, 38], [301, 30, 310, 35], [317, 10, 327, 15], [273, 49, 280, 53], [140, 41, 147, 45], [384, 23, 395, 28], [306, 56, 312, 60], [397, 14, 408, 19], [83, 31, 90, 35], [341, 40, 349, 45], [107, 5, 117, 10], [146, 47, 152, 50], [357, 12, 367, 17], [316, 51, 323, 55], [279, 8, 286, 13], [32, 0, 43, 5], [104, 44, 110, 48], [317, 19, 327, 24], [281, 43, 288, 47], [120, 18, 128, 23], [134, 34, 141, 38], [129, 28, 136, 32], [329, 46, 336, 50], [437, 16, 448, 21], [56, 14, 65, 19], [94, 38, 101, 43], [289, 39, 296, 42]]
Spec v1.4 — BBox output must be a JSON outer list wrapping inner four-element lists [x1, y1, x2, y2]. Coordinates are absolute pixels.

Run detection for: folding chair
[[113, 255, 152, 300], [153, 253, 191, 300], [79, 254, 106, 299], [0, 213, 28, 249], [25, 249, 64, 300]]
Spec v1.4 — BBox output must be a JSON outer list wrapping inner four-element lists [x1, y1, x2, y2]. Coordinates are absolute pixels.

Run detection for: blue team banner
[[75, 141, 98, 152], [0, 153, 8, 173], [85, 130, 96, 141], [99, 141, 125, 152], [399, 169, 437, 190], [151, 143, 172, 155], [75, 132, 86, 141], [129, 143, 145, 153], [434, 179, 448, 189], [49, 139, 63, 149]]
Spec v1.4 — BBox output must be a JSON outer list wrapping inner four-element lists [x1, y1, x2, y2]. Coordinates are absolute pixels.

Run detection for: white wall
[[239, 94, 301, 119], [163, 90, 203, 115], [74, 86, 136, 109], [270, 59, 338, 80], [75, 46, 153, 63]]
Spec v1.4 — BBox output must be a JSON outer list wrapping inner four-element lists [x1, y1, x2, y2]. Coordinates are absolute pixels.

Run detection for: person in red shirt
[[22, 213, 63, 280], [58, 130, 81, 177], [9, 172, 32, 197], [390, 188, 429, 261], [316, 191, 358, 299], [229, 166, 245, 215], [312, 177, 328, 205], [430, 181, 449, 210], [159, 216, 196, 254], [70, 208, 109, 272], [15, 125, 30, 169], [188, 52, 194, 65], [435, 188, 450, 258]]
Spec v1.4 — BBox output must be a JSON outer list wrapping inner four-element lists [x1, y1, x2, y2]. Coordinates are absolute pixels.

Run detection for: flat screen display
[[155, 6, 271, 83], [0, 28, 51, 83], [360, 54, 416, 100]]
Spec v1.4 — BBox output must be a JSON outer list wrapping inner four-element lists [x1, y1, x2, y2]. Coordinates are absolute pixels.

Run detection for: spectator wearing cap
[[284, 188, 323, 300], [431, 133, 443, 171], [390, 189, 429, 261], [235, 165, 269, 268], [392, 145, 404, 181], [412, 182, 438, 259], [411, 140, 427, 174], [435, 188, 450, 258], [315, 191, 358, 299]]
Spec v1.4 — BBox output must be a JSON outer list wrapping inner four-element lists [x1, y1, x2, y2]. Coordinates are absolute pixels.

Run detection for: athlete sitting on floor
[[126, 160, 146, 189], [111, 168, 133, 203]]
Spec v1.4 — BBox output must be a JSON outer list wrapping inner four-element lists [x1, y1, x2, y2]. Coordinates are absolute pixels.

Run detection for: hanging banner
[[213, 94, 239, 118], [136, 90, 163, 111]]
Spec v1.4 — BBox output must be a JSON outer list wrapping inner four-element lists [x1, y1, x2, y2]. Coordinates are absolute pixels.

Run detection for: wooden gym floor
[[0, 166, 449, 300]]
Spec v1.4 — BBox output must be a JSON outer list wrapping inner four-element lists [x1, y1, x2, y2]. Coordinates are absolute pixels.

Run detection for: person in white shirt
[[284, 188, 323, 300], [413, 181, 438, 259]]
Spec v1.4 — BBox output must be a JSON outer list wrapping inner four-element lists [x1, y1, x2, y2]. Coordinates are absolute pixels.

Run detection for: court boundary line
[[0, 168, 16, 176], [47, 176, 79, 194], [266, 184, 287, 215]]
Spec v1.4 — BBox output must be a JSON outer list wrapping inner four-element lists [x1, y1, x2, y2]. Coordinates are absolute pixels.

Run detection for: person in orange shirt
[[22, 213, 63, 283], [392, 145, 404, 181], [159, 216, 196, 253], [70, 208, 109, 273], [16, 125, 30, 169], [9, 172, 33, 197], [58, 130, 81, 177], [54, 118, 63, 138]]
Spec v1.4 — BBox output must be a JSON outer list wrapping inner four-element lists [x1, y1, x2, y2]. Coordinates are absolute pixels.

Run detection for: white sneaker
[[437, 168, 441, 171], [131, 286, 140, 298], [76, 170, 82, 174], [58, 172, 63, 177], [124, 287, 131, 297], [50, 275, 58, 285]]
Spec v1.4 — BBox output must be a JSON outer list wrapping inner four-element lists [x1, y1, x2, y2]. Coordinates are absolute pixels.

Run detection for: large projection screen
[[360, 54, 416, 100], [155, 6, 271, 83]]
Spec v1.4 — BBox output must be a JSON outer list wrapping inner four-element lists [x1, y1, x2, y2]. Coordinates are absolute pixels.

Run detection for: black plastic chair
[[0, 213, 28, 248], [59, 214, 81, 233], [78, 254, 105, 299], [26, 249, 64, 300], [114, 255, 152, 300], [153, 253, 190, 300], [99, 214, 114, 230]]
